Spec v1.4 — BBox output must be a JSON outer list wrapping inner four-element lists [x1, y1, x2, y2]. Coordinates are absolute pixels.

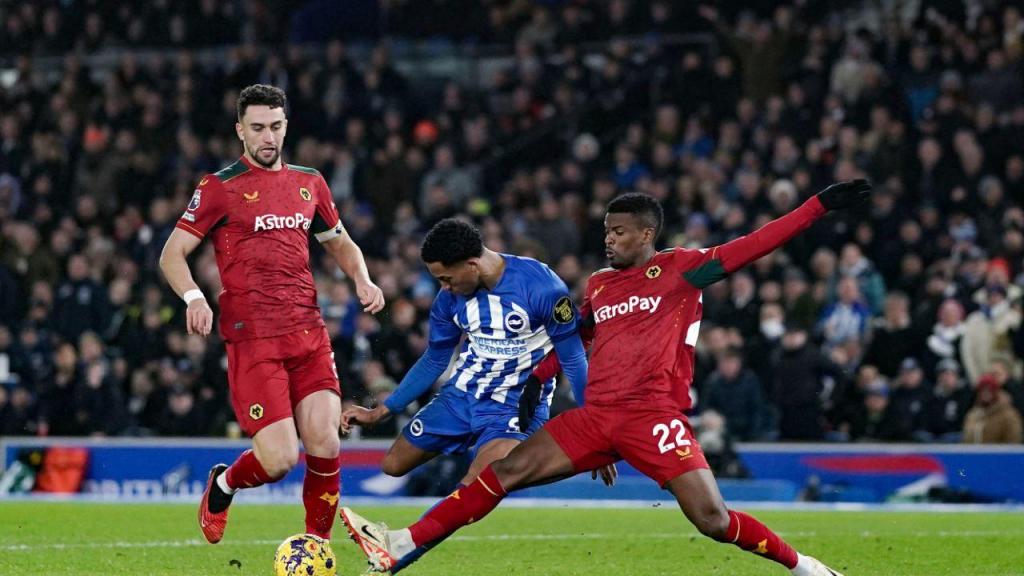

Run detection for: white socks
[[388, 528, 416, 558], [217, 470, 238, 495]]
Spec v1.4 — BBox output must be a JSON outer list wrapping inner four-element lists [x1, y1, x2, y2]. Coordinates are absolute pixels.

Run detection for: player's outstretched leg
[[391, 437, 521, 573], [340, 465, 507, 573], [388, 483, 464, 574], [721, 509, 844, 576], [667, 468, 844, 575], [341, 428, 575, 573]]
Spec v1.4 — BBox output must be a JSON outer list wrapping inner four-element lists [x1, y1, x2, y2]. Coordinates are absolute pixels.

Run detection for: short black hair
[[421, 218, 484, 265], [606, 192, 664, 239], [237, 84, 287, 120]]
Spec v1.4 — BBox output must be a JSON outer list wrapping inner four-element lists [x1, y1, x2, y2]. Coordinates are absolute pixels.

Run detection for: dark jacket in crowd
[[848, 401, 908, 442], [53, 279, 111, 342], [771, 342, 846, 440], [703, 368, 764, 441], [924, 385, 973, 439], [864, 322, 925, 378], [888, 383, 931, 439]]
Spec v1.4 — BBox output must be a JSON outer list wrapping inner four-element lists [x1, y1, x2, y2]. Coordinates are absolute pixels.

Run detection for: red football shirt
[[175, 156, 345, 342], [568, 197, 827, 411]]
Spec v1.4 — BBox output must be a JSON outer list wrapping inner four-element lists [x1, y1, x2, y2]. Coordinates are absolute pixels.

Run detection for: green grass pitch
[[1, 502, 1022, 575]]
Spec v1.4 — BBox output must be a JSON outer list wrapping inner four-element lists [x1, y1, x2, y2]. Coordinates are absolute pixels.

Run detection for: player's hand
[[815, 178, 872, 211], [341, 404, 390, 433], [517, 375, 543, 432], [356, 280, 385, 314], [592, 463, 617, 487], [186, 298, 214, 336]]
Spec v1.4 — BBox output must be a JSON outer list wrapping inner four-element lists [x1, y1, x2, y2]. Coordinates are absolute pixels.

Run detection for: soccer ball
[[273, 533, 337, 576]]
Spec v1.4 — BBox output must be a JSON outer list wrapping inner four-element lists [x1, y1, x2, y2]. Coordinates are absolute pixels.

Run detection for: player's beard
[[250, 145, 280, 168]]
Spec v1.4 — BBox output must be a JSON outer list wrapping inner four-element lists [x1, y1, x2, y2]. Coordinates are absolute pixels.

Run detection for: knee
[[380, 454, 409, 477], [694, 506, 731, 542], [259, 447, 300, 479], [490, 455, 530, 489], [305, 433, 341, 460]]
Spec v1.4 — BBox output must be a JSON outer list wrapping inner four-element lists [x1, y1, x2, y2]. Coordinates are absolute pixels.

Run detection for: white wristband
[[183, 289, 205, 305]]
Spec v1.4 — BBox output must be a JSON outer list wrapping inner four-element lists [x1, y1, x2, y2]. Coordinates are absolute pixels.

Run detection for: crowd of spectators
[[1, 1, 1023, 446]]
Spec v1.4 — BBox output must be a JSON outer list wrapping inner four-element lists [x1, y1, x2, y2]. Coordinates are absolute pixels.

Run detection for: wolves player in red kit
[[159, 84, 384, 544], [341, 180, 871, 575]]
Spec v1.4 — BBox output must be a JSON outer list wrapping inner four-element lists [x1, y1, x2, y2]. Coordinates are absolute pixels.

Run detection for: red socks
[[224, 449, 279, 489], [224, 450, 341, 539], [725, 510, 798, 569], [409, 465, 506, 547], [303, 454, 341, 539]]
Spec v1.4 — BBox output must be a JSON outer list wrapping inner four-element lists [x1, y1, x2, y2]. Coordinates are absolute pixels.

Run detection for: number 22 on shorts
[[652, 418, 691, 454]]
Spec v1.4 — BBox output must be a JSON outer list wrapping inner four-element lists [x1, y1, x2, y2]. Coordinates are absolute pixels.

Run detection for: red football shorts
[[225, 326, 340, 437], [545, 404, 709, 487]]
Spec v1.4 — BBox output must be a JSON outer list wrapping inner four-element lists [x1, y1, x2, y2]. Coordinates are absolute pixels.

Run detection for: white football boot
[[339, 507, 398, 573], [792, 554, 846, 576]]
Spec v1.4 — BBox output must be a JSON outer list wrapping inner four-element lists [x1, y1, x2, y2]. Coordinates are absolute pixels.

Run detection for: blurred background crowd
[[0, 0, 1022, 450]]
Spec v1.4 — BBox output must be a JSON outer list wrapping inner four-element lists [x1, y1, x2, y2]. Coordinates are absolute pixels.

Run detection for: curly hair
[[420, 218, 484, 265], [606, 192, 664, 240], [236, 84, 287, 120]]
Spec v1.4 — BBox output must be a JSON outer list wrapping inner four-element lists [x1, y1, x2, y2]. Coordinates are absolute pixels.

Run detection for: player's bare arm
[[342, 335, 456, 434], [159, 227, 213, 337], [340, 404, 389, 433], [321, 230, 385, 314]]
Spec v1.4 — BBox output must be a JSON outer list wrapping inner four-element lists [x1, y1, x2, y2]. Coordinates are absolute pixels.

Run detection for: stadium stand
[[0, 0, 1022, 447]]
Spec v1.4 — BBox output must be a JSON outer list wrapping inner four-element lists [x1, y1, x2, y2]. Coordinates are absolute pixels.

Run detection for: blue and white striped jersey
[[427, 254, 578, 406]]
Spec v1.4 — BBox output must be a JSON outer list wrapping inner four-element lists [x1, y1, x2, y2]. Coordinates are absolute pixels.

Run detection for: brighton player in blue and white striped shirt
[[341, 218, 603, 572]]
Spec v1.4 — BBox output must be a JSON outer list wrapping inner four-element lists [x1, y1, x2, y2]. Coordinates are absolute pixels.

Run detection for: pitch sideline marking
[[5, 494, 1024, 514]]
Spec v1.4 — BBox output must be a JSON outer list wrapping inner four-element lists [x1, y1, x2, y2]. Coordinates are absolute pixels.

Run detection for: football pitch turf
[[1, 502, 1022, 575]]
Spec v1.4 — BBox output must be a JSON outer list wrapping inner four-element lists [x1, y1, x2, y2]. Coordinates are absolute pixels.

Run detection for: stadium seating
[[0, 0, 1022, 447]]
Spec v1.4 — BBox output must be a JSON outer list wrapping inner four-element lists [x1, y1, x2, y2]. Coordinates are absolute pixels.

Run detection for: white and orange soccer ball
[[273, 533, 337, 576]]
